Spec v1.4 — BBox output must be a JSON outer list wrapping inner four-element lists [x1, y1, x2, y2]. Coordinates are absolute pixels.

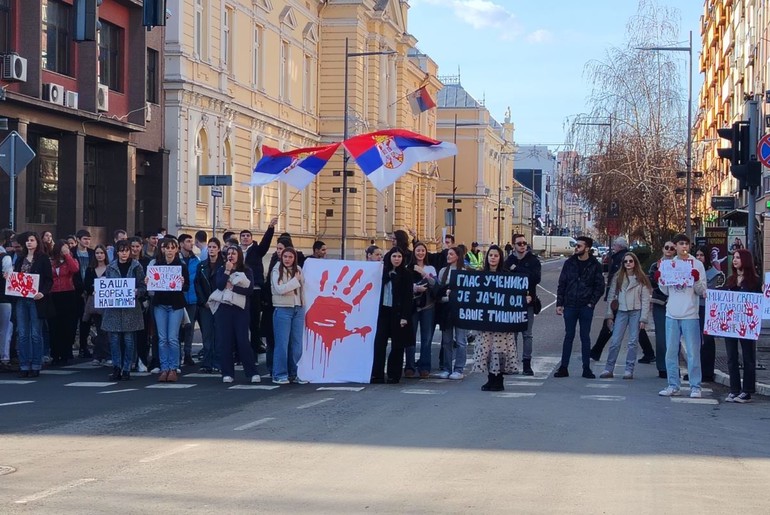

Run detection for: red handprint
[[738, 321, 747, 337], [691, 268, 700, 281], [720, 321, 729, 331], [709, 305, 717, 318], [749, 319, 758, 332], [745, 302, 755, 317], [305, 265, 374, 374], [726, 309, 734, 321]]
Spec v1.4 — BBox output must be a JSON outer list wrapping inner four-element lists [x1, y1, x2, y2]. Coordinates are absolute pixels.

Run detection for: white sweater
[[659, 256, 706, 320], [271, 266, 303, 307]]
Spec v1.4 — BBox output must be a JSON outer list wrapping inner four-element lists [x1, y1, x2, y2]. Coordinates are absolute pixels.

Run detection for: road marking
[[0, 380, 35, 385], [316, 386, 365, 392], [65, 382, 117, 387], [586, 383, 627, 389], [512, 375, 549, 380], [99, 389, 138, 394], [15, 478, 97, 504], [0, 400, 34, 407], [531, 356, 561, 375], [493, 392, 537, 398], [39, 370, 78, 375], [184, 373, 221, 378], [62, 363, 96, 369], [228, 385, 280, 390], [401, 389, 447, 395], [139, 443, 200, 463], [580, 395, 626, 401], [670, 397, 719, 405], [504, 381, 544, 387], [233, 417, 275, 431], [145, 383, 196, 389], [296, 398, 335, 409]]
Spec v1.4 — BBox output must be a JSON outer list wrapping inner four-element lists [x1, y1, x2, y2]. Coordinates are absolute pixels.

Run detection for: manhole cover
[[0, 465, 16, 475]]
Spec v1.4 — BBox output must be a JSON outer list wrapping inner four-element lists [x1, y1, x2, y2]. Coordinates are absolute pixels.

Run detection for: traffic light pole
[[746, 99, 759, 256]]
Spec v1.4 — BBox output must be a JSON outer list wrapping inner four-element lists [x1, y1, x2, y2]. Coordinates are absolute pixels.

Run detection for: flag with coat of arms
[[342, 129, 457, 191], [248, 143, 340, 190]]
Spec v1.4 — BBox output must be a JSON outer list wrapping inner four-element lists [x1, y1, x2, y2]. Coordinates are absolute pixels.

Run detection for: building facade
[[513, 145, 556, 237]]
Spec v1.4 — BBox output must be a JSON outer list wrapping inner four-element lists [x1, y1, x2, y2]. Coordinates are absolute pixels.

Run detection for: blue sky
[[408, 0, 704, 146]]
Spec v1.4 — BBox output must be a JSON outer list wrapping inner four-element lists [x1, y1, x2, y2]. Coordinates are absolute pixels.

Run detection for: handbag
[[82, 293, 102, 322], [610, 299, 619, 312]]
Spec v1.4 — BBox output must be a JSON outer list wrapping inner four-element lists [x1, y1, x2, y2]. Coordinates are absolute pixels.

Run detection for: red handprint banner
[[704, 289, 762, 341], [299, 259, 383, 383], [5, 272, 40, 298]]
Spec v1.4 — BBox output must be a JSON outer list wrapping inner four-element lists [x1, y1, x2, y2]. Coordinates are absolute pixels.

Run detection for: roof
[[437, 83, 481, 109]]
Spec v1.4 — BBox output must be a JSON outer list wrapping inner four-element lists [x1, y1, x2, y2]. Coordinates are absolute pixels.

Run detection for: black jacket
[[195, 256, 225, 306], [504, 251, 541, 296], [604, 249, 627, 300], [243, 226, 275, 288], [150, 257, 190, 310], [13, 252, 55, 319], [380, 267, 414, 322], [556, 255, 605, 308]]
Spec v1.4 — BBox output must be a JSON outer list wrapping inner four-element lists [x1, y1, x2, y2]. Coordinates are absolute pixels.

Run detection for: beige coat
[[605, 275, 651, 324]]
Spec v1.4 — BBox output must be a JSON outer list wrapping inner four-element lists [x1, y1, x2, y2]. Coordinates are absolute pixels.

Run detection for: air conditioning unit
[[2, 54, 27, 82], [96, 84, 109, 111], [66, 91, 79, 109], [42, 83, 65, 106], [145, 102, 152, 122]]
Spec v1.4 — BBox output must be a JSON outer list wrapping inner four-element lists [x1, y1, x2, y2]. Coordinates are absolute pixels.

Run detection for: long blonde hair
[[615, 252, 651, 290]]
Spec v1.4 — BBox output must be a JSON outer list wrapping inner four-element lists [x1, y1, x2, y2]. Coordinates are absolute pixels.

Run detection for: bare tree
[[565, 0, 690, 248]]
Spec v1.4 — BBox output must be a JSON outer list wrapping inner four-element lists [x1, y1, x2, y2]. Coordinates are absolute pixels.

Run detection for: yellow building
[[435, 78, 516, 250], [163, 0, 443, 257]]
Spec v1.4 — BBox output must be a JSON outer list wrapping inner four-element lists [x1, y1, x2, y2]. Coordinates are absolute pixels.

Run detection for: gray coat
[[100, 260, 146, 333]]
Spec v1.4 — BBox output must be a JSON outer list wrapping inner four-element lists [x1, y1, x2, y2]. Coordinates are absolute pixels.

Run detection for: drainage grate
[[0, 465, 16, 476]]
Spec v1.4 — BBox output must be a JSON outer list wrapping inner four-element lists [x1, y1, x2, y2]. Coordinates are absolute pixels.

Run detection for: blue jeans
[[560, 305, 594, 370], [0, 302, 12, 362], [15, 299, 43, 371], [272, 306, 305, 381], [181, 304, 198, 357], [440, 325, 467, 373], [109, 331, 135, 372], [652, 303, 667, 373], [405, 308, 436, 372], [154, 305, 184, 371], [604, 309, 641, 373], [665, 317, 701, 389], [198, 306, 220, 369]]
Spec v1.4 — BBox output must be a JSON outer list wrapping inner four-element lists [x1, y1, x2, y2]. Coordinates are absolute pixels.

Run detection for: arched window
[[195, 129, 208, 202], [223, 139, 233, 207]]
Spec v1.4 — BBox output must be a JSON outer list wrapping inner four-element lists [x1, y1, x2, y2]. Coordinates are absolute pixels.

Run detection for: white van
[[532, 236, 577, 257]]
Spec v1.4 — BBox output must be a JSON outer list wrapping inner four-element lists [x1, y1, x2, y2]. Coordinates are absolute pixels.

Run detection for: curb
[[714, 369, 770, 397]]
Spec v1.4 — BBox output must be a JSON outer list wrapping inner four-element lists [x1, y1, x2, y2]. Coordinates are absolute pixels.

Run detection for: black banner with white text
[[448, 270, 529, 332]]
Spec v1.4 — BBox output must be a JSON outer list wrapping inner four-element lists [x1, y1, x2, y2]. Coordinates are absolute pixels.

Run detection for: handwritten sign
[[658, 259, 693, 288], [704, 289, 762, 340], [94, 277, 136, 308], [4, 272, 39, 298], [448, 270, 529, 332], [763, 272, 770, 319], [146, 265, 183, 291]]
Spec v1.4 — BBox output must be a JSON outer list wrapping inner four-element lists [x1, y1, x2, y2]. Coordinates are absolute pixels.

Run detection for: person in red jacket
[[49, 239, 80, 365]]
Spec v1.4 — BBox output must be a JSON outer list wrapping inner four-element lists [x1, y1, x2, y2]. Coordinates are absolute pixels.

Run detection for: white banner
[[658, 258, 694, 288], [763, 272, 770, 319], [298, 259, 383, 383], [4, 272, 39, 298], [704, 289, 762, 341], [146, 265, 183, 291], [94, 277, 136, 308]]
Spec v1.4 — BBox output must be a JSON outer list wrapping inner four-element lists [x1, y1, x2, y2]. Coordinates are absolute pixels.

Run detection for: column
[[57, 132, 85, 235]]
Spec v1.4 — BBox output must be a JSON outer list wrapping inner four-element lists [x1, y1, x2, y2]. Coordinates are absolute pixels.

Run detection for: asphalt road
[[1, 258, 769, 513]]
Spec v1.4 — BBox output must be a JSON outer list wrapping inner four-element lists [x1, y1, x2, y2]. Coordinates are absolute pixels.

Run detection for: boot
[[490, 374, 505, 392], [481, 373, 495, 391], [108, 367, 122, 381], [522, 359, 534, 376]]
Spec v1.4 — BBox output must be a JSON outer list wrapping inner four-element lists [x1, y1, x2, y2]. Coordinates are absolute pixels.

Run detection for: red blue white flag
[[407, 86, 436, 116], [342, 129, 457, 191], [249, 143, 340, 190]]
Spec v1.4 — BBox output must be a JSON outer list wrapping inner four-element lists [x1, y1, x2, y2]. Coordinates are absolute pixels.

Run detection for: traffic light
[[717, 121, 760, 189], [143, 0, 168, 29]]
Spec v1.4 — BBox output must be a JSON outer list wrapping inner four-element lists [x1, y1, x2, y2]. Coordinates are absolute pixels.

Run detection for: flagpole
[[341, 37, 351, 260]]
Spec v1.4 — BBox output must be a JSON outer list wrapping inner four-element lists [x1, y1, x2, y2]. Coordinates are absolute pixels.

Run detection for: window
[[194, 0, 208, 60], [252, 26, 262, 87], [98, 21, 122, 91], [146, 49, 159, 104], [223, 8, 232, 73], [0, 0, 10, 55], [83, 143, 110, 226], [195, 130, 208, 202], [42, 0, 72, 75], [303, 54, 314, 113], [280, 40, 290, 101], [26, 136, 59, 225]]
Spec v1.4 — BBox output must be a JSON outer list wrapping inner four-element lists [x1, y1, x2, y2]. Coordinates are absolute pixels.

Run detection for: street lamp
[[638, 30, 693, 238], [497, 149, 516, 244], [340, 38, 397, 259]]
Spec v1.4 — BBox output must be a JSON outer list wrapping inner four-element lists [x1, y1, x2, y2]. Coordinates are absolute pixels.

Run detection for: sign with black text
[[94, 277, 136, 308], [449, 270, 529, 332]]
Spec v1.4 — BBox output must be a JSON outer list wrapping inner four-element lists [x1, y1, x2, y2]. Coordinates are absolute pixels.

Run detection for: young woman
[[101, 240, 146, 381], [404, 242, 438, 378], [49, 239, 80, 365], [147, 237, 189, 382], [695, 245, 725, 382], [216, 245, 259, 384], [437, 246, 468, 380], [83, 245, 111, 365], [366, 245, 383, 262], [0, 247, 12, 366], [600, 252, 652, 380], [41, 231, 54, 256], [10, 232, 53, 377], [722, 249, 760, 403], [371, 247, 413, 384], [473, 245, 526, 391], [649, 241, 676, 379], [271, 247, 306, 385], [195, 237, 224, 373], [263, 236, 291, 375]]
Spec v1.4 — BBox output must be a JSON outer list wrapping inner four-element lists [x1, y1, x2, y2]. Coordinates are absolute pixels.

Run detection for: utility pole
[[746, 99, 759, 255]]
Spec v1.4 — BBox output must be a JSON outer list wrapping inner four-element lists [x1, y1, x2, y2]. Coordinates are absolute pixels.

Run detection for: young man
[[554, 236, 605, 378], [504, 233, 542, 376], [106, 229, 128, 262], [241, 218, 278, 355], [194, 230, 208, 263], [142, 233, 159, 262], [74, 230, 96, 359], [657, 233, 707, 398], [649, 240, 676, 378], [178, 234, 200, 366], [309, 241, 327, 259], [466, 242, 483, 270]]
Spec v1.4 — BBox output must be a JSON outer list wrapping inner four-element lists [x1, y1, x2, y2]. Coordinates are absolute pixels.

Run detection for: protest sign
[[146, 265, 183, 291], [763, 272, 770, 319], [449, 270, 529, 332], [704, 289, 762, 340], [94, 277, 136, 308], [4, 272, 39, 298], [658, 258, 694, 288]]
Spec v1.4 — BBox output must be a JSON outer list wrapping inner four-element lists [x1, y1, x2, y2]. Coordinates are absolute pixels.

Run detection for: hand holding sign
[[659, 259, 694, 287], [146, 266, 183, 291], [5, 272, 40, 298]]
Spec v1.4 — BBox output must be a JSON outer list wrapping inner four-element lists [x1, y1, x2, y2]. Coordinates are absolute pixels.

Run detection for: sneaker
[[137, 360, 148, 373], [599, 371, 613, 379], [638, 355, 655, 364], [176, 368, 182, 374], [90, 359, 101, 366], [622, 372, 634, 380], [658, 371, 667, 379], [158, 370, 168, 382], [689, 387, 702, 398], [554, 367, 569, 378], [735, 392, 752, 403], [150, 367, 161, 374], [183, 354, 195, 367], [166, 370, 178, 382], [448, 372, 464, 380], [404, 369, 416, 378], [103, 360, 113, 367], [725, 393, 738, 403], [436, 371, 450, 379], [419, 370, 430, 378], [291, 377, 309, 384], [222, 376, 234, 383], [43, 356, 52, 364], [251, 375, 262, 383], [582, 369, 596, 379], [658, 386, 681, 397], [272, 378, 290, 385]]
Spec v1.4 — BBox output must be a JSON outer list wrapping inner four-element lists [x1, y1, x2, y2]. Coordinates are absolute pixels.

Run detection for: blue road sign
[[0, 131, 35, 178], [758, 133, 770, 168]]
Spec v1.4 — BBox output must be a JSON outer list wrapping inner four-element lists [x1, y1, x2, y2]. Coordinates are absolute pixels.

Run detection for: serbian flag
[[343, 129, 457, 191], [407, 86, 436, 116], [249, 143, 340, 189]]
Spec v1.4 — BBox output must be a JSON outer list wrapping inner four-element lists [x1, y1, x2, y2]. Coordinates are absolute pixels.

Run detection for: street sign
[[606, 219, 620, 235], [211, 187, 223, 198], [198, 175, 232, 186], [711, 196, 736, 211], [607, 200, 620, 219], [0, 131, 35, 178], [758, 134, 770, 168]]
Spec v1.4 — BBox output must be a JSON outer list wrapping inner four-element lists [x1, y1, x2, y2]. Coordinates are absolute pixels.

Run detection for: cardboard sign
[[94, 277, 136, 308], [704, 289, 762, 341], [449, 270, 529, 332], [146, 265, 183, 291], [4, 272, 40, 298], [658, 259, 694, 288]]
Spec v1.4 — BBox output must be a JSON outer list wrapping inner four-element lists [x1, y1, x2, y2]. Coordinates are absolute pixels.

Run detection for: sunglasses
[[623, 259, 635, 264], [515, 241, 527, 246], [664, 245, 675, 250]]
